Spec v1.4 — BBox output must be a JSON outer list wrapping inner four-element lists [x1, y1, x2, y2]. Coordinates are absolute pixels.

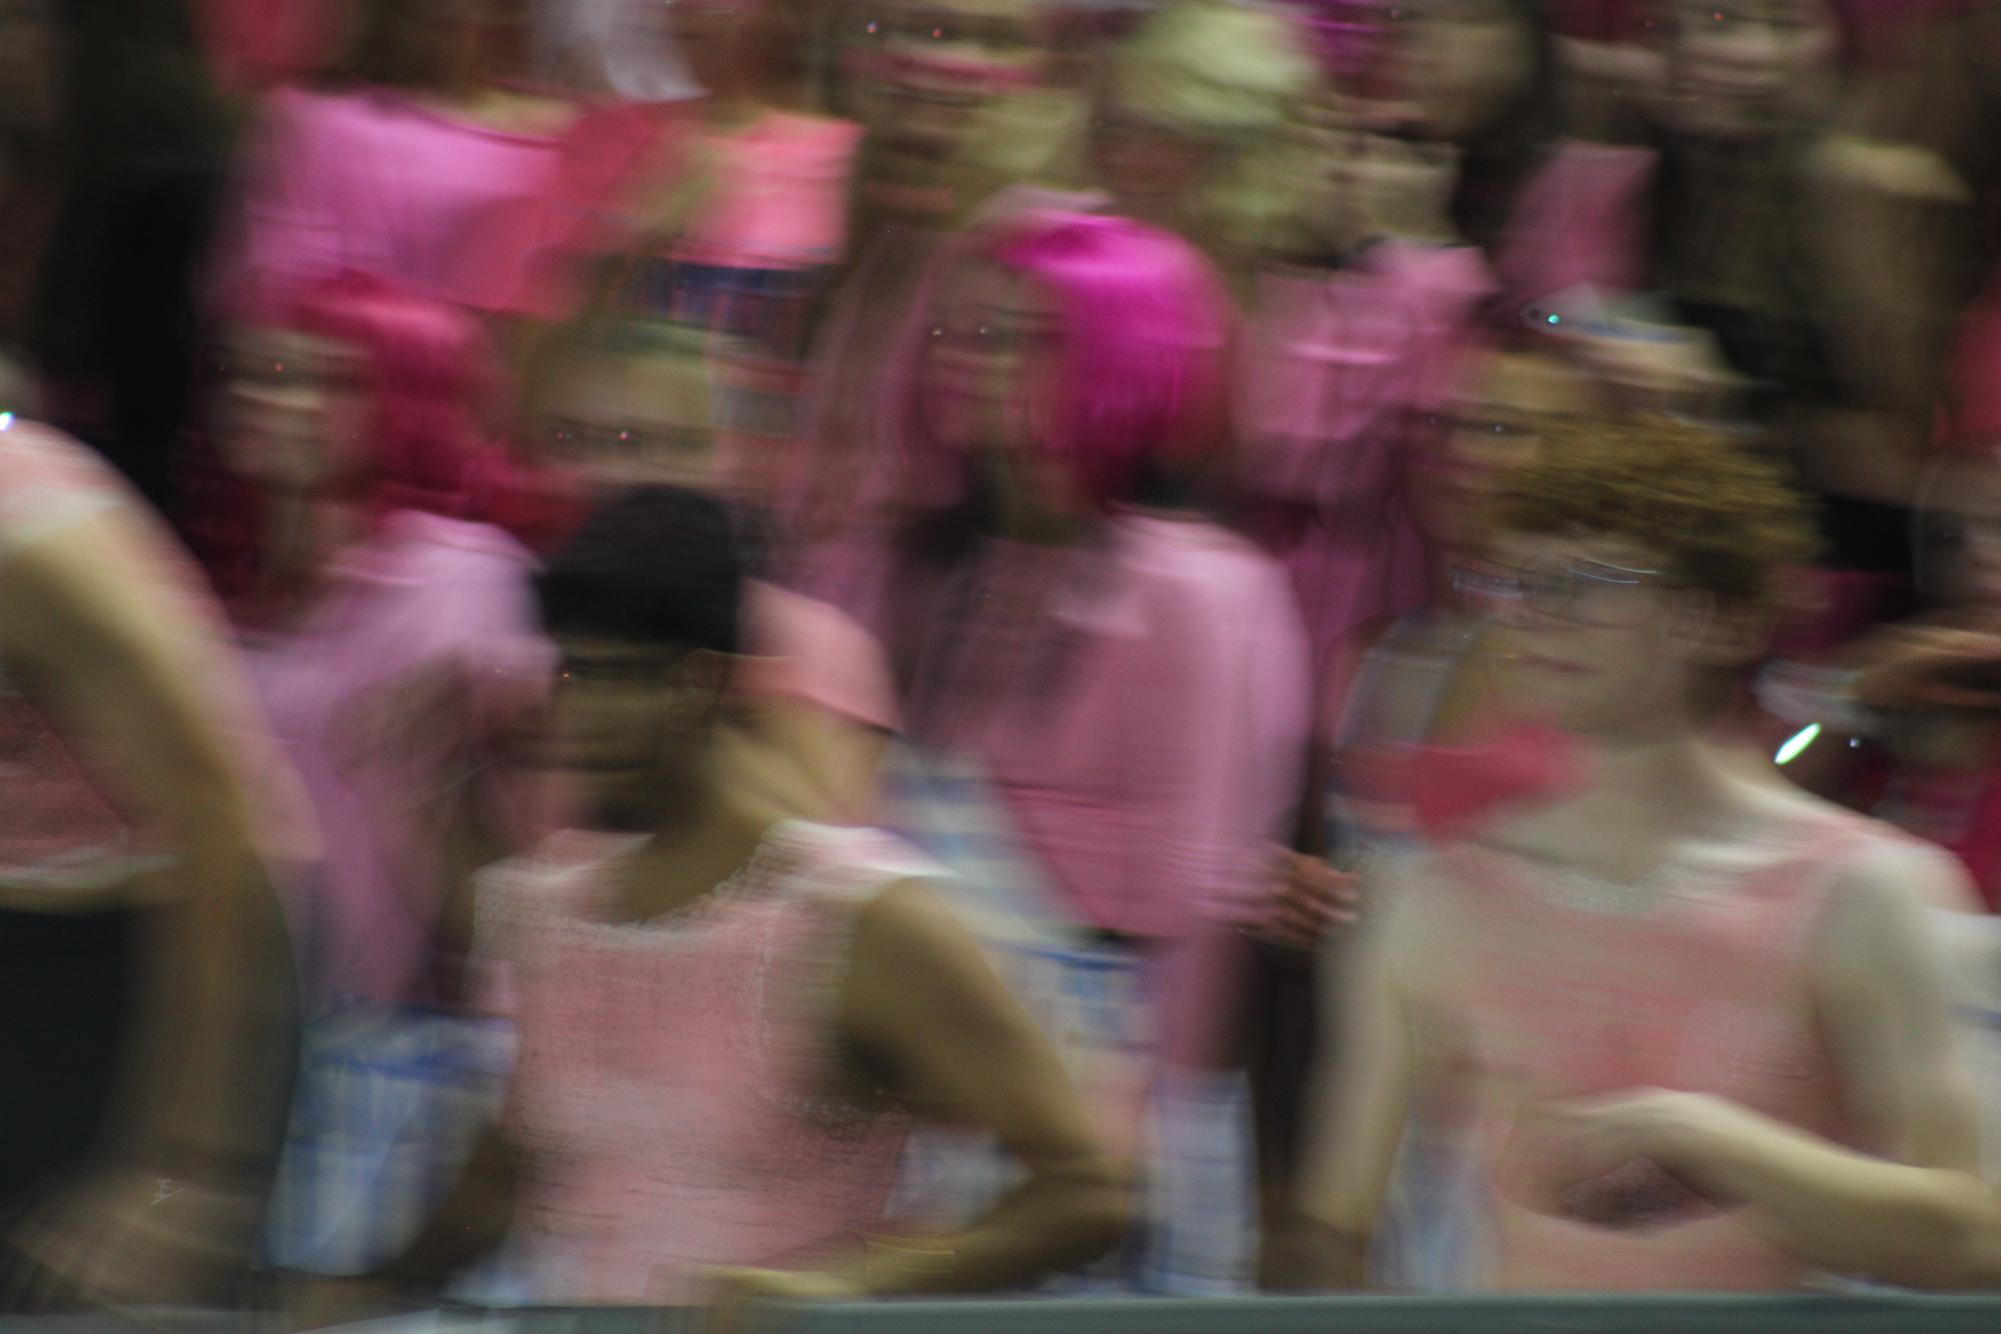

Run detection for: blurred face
[[1091, 96, 1213, 229], [212, 327, 368, 493], [1399, 0, 1538, 143], [1469, 530, 1700, 737], [1659, 0, 1837, 140], [1288, 91, 1458, 255], [919, 263, 1083, 523], [857, 0, 1044, 163], [1408, 354, 1585, 549], [542, 634, 702, 830], [1918, 457, 2001, 611], [531, 346, 722, 496]]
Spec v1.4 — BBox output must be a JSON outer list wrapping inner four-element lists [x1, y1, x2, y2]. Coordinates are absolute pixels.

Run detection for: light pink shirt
[[241, 510, 548, 1006], [474, 820, 930, 1304], [918, 514, 1311, 939]]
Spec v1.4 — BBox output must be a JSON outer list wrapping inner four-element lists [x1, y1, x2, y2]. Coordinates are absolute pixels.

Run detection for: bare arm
[[1811, 842, 1983, 1173], [1522, 1090, 2001, 1289], [1266, 864, 1422, 1289], [0, 504, 285, 1171], [830, 880, 1136, 1295]]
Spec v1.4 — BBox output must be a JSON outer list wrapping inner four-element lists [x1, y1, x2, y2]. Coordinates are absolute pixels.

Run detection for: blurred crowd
[[6, 0, 2001, 1322]]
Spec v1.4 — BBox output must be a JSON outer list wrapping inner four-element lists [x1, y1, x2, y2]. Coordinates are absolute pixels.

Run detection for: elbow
[[1050, 1153, 1141, 1272]]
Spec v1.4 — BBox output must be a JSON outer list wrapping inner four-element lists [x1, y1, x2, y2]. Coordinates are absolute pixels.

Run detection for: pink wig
[[948, 211, 1236, 512], [187, 272, 569, 606]]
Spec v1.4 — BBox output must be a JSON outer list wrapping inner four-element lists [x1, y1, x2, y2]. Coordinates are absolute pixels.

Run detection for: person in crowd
[[207, 0, 608, 327], [294, 485, 1133, 1316], [889, 210, 1310, 1290], [0, 413, 309, 1311], [1091, 0, 1317, 283], [521, 311, 901, 825], [1276, 415, 1983, 1291], [777, 0, 1092, 636], [1249, 341, 1607, 1289], [188, 275, 553, 1277]]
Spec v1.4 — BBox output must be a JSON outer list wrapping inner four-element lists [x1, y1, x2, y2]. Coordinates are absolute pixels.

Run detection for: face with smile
[[212, 326, 370, 494]]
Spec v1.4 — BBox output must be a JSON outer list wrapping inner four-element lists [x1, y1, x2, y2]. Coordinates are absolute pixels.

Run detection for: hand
[[0, 1163, 261, 1312], [1499, 1089, 1743, 1228], [1245, 849, 1359, 950], [703, 1267, 864, 1334]]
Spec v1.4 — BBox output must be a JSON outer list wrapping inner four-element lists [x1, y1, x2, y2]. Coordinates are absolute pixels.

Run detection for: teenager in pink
[[892, 212, 1310, 1289], [290, 487, 1132, 1319], [200, 274, 548, 1018], [208, 1, 619, 321], [1282, 416, 1982, 1291], [520, 313, 902, 825]]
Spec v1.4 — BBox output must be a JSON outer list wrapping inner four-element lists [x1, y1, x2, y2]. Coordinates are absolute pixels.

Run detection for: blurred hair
[[535, 484, 744, 655], [1490, 413, 1817, 616], [283, 272, 508, 518], [951, 211, 1237, 511], [1110, 0, 1317, 253], [189, 273, 556, 599]]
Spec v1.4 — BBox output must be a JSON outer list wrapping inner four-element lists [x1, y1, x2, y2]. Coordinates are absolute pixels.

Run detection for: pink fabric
[[474, 820, 930, 1304], [212, 88, 579, 315], [240, 509, 548, 1005], [1433, 813, 1879, 1290], [1492, 141, 1654, 324], [1346, 724, 1592, 844], [923, 515, 1311, 939], [739, 581, 901, 733], [0, 419, 315, 880], [679, 113, 863, 271], [1236, 243, 1491, 673]]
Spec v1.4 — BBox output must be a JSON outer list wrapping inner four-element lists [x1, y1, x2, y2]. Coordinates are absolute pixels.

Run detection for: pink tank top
[[1428, 811, 1881, 1290], [474, 820, 934, 1304]]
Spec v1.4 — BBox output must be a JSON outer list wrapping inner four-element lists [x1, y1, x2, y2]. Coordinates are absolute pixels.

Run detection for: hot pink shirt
[[213, 88, 575, 313], [918, 514, 1311, 939], [1425, 811, 1894, 1290], [678, 112, 863, 272], [473, 820, 930, 1304], [1237, 243, 1491, 667], [240, 509, 548, 1006]]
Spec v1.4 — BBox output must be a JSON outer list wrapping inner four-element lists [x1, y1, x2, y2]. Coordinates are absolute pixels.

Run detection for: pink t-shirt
[[1237, 243, 1491, 669], [473, 820, 930, 1304], [212, 88, 576, 314], [739, 581, 901, 734], [0, 418, 314, 884], [240, 509, 548, 1006], [1492, 140, 1655, 324], [677, 112, 863, 272], [917, 514, 1312, 939]]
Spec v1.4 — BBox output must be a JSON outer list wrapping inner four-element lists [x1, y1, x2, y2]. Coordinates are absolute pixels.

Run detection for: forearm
[[1664, 1108, 2001, 1288], [829, 1153, 1134, 1296]]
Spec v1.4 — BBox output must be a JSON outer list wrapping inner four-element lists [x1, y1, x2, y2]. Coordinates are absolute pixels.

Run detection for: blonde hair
[[1111, 0, 1318, 255]]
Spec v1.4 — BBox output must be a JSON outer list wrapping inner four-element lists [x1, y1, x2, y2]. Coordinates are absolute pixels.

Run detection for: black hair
[[534, 485, 744, 655]]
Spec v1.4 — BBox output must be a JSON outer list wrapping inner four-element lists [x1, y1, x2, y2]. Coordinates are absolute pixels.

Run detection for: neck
[[619, 759, 789, 920], [1565, 720, 1735, 824]]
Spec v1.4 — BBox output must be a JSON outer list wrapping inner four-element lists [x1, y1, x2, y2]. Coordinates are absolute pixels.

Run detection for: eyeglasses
[[1455, 557, 1671, 627]]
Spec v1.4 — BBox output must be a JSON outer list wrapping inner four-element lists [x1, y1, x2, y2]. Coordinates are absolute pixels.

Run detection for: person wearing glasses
[[1275, 413, 1985, 1292]]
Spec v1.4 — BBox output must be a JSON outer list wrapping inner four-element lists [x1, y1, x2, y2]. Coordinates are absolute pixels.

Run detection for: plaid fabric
[[263, 1004, 514, 1277], [879, 745, 1257, 1293]]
